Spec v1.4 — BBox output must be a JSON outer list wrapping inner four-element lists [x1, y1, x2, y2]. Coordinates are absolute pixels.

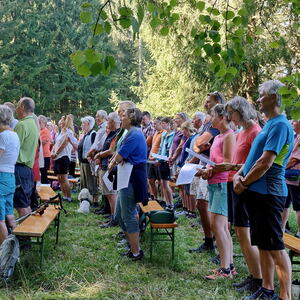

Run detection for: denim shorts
[[0, 172, 16, 220], [114, 183, 139, 234], [207, 182, 228, 216]]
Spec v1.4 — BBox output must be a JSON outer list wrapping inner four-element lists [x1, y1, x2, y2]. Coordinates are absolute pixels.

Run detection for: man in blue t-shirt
[[233, 80, 293, 300]]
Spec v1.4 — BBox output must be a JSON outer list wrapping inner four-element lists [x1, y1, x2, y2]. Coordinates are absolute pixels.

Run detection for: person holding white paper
[[202, 104, 236, 280], [157, 117, 175, 208], [108, 108, 147, 261], [94, 112, 121, 228]]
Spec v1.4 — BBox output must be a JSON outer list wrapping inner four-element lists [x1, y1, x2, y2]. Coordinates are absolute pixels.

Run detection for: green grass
[[0, 196, 298, 300]]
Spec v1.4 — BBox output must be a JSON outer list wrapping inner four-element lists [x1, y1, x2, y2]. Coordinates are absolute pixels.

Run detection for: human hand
[[201, 168, 213, 180], [233, 175, 247, 195]]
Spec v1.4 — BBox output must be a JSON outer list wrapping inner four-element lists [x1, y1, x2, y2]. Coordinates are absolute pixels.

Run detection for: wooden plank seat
[[283, 232, 300, 272], [139, 200, 177, 260], [36, 186, 58, 203], [13, 205, 61, 267]]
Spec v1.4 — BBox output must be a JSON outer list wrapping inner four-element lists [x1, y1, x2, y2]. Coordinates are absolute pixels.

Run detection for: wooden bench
[[48, 170, 80, 177], [139, 200, 178, 260], [36, 185, 58, 203], [283, 232, 300, 272], [13, 205, 61, 267], [47, 175, 80, 192]]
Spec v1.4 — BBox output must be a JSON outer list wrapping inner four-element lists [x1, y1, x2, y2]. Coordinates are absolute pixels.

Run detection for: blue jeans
[[0, 172, 15, 220], [114, 183, 139, 234]]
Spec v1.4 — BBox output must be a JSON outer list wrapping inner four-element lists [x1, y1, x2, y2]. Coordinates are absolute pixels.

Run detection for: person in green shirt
[[13, 97, 39, 218]]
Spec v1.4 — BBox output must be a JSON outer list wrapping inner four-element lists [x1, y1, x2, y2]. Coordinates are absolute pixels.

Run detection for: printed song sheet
[[117, 162, 133, 191], [185, 148, 216, 166], [176, 163, 202, 185], [150, 153, 168, 161], [103, 171, 113, 191]]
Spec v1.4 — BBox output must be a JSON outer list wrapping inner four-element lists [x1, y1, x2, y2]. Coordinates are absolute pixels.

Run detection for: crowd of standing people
[[0, 79, 299, 300]]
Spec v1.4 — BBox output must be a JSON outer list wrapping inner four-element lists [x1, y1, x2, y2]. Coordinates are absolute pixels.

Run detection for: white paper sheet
[[103, 171, 113, 191], [117, 162, 133, 191], [150, 153, 168, 161], [185, 148, 216, 166], [147, 160, 157, 164], [176, 163, 202, 185]]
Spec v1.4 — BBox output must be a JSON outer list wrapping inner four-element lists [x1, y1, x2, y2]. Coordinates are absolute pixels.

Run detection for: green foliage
[[74, 0, 299, 117], [0, 0, 140, 119]]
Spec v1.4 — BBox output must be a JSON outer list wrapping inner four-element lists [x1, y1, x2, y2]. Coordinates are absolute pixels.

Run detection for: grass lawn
[[0, 195, 297, 299]]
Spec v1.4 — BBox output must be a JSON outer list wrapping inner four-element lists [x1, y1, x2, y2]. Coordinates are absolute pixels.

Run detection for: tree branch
[[259, 0, 276, 39], [91, 0, 111, 47]]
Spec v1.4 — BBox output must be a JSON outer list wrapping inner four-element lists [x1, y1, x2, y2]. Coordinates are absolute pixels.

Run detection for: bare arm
[[286, 157, 299, 169], [241, 150, 277, 186], [53, 135, 69, 157], [193, 132, 213, 152]]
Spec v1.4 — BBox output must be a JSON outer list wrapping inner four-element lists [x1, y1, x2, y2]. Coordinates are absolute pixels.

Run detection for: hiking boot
[[128, 249, 144, 261], [205, 268, 232, 280], [243, 287, 279, 300], [189, 242, 215, 253], [233, 275, 253, 288], [237, 278, 262, 294], [209, 254, 221, 265]]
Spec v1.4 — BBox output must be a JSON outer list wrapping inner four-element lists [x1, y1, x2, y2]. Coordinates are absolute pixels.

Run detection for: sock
[[204, 237, 214, 247]]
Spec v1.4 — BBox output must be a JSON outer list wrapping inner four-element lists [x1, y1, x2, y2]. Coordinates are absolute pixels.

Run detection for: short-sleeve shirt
[[243, 114, 294, 196], [286, 133, 300, 186], [14, 115, 39, 168], [40, 127, 51, 158], [118, 127, 147, 165], [0, 130, 20, 173], [149, 130, 166, 159], [202, 120, 220, 157], [228, 123, 261, 181]]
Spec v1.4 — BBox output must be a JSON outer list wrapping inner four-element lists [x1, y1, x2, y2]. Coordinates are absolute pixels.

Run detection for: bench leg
[[55, 212, 60, 244], [150, 226, 153, 261], [40, 235, 44, 268], [171, 228, 175, 260]]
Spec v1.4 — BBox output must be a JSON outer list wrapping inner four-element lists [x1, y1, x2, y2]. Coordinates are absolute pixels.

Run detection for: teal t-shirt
[[243, 114, 294, 196]]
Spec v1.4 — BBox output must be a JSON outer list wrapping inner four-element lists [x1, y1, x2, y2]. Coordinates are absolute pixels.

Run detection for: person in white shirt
[[0, 105, 20, 245]]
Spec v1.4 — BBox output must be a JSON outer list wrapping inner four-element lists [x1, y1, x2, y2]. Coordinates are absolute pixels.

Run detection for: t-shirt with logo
[[243, 114, 294, 196]]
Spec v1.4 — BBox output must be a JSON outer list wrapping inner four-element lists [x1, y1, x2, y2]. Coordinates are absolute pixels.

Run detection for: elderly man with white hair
[[14, 97, 39, 218], [86, 110, 108, 160], [233, 80, 294, 300], [78, 116, 98, 204]]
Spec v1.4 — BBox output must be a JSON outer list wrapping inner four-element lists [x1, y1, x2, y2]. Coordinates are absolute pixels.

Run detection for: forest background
[[0, 0, 299, 121]]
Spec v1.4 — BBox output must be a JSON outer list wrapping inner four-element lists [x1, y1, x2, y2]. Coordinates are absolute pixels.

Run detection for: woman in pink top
[[201, 104, 236, 280], [212, 96, 262, 291]]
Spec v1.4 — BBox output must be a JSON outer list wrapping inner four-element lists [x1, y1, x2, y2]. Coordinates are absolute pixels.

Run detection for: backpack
[[0, 234, 20, 280]]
